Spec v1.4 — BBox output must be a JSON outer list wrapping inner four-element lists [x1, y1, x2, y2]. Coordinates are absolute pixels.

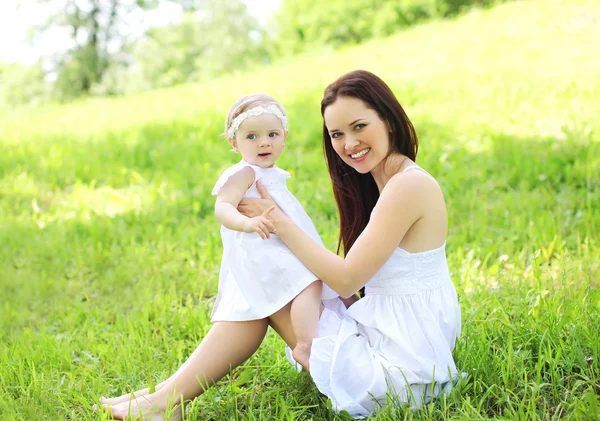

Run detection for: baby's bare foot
[[292, 343, 312, 372]]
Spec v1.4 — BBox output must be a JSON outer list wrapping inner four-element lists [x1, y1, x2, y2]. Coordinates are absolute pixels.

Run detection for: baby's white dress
[[288, 168, 462, 418], [211, 160, 337, 321]]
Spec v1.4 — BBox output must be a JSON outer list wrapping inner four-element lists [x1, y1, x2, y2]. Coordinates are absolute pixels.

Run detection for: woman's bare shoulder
[[385, 166, 440, 195]]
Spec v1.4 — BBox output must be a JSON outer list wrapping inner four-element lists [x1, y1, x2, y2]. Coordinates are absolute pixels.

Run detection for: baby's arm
[[215, 167, 274, 239]]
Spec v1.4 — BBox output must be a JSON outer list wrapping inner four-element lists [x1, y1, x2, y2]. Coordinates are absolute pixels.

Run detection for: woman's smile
[[349, 147, 371, 161]]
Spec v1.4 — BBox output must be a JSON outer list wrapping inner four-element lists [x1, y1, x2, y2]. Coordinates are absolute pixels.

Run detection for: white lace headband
[[227, 105, 288, 138]]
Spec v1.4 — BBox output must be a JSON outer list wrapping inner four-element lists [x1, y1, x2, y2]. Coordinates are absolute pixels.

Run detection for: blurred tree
[[440, 0, 499, 16], [0, 61, 50, 108], [26, 0, 266, 98], [273, 0, 508, 55], [126, 0, 267, 90], [32, 0, 204, 100], [272, 0, 426, 55]]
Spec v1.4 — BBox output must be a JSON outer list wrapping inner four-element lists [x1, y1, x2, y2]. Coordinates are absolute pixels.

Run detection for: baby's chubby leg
[[290, 280, 322, 372]]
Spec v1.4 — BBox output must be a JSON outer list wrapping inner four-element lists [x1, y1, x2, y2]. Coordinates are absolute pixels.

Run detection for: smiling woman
[[320, 73, 421, 264], [236, 70, 460, 418]]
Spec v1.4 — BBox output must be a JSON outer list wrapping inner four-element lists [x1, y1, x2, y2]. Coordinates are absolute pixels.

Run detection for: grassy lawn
[[1, 0, 599, 419]]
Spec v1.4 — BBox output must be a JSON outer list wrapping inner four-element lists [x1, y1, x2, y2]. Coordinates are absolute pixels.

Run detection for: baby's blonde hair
[[224, 94, 287, 138]]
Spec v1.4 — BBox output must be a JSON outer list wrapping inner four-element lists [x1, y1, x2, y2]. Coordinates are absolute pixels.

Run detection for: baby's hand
[[242, 215, 275, 240]]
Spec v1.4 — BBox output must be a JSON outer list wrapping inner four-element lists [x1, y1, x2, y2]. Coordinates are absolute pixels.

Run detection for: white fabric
[[226, 105, 288, 139], [290, 246, 462, 418], [211, 160, 337, 321]]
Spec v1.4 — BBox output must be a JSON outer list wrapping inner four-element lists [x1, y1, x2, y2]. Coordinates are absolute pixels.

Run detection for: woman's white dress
[[286, 168, 462, 418], [299, 243, 462, 418], [211, 160, 337, 322]]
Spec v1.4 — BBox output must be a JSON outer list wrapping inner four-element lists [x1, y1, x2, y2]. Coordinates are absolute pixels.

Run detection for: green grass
[[1, 0, 599, 419]]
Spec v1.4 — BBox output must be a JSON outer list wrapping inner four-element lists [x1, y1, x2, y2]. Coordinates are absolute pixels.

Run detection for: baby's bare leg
[[97, 319, 268, 420], [290, 281, 322, 372]]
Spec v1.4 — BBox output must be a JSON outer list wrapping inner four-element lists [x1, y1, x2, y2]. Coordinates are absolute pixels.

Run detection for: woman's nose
[[345, 135, 359, 151]]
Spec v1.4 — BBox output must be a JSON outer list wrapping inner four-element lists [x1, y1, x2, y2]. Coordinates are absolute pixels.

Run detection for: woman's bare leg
[[97, 319, 268, 420], [98, 295, 330, 417], [289, 281, 322, 371], [101, 299, 308, 406], [101, 295, 328, 406], [100, 381, 168, 406]]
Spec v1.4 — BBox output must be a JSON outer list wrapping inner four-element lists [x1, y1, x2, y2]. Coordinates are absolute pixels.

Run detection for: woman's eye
[[331, 132, 341, 139], [355, 124, 366, 130]]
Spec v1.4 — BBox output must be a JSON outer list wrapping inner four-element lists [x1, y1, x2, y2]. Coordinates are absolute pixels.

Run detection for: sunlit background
[[1, 0, 599, 419], [0, 1, 279, 63]]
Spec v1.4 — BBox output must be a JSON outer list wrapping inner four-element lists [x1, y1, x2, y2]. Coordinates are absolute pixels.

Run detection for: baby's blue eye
[[247, 134, 257, 140], [269, 132, 277, 138]]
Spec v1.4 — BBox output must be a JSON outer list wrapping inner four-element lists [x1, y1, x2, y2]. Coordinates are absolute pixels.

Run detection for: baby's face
[[232, 113, 287, 168]]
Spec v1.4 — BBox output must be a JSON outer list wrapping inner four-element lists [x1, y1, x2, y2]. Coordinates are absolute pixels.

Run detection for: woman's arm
[[243, 173, 428, 297], [215, 167, 274, 239]]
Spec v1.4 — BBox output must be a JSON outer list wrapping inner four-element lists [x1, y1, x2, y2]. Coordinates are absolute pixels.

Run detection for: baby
[[211, 93, 336, 370]]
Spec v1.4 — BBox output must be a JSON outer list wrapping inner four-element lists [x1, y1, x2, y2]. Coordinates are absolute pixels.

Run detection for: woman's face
[[324, 96, 391, 174]]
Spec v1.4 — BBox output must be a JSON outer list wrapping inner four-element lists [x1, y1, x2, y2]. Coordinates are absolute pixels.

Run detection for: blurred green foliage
[[0, 61, 50, 108], [273, 0, 509, 53], [1, 0, 511, 108], [1, 1, 599, 418], [124, 0, 269, 92]]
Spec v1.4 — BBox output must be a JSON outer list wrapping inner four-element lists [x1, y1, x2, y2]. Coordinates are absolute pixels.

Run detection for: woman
[[97, 70, 461, 420]]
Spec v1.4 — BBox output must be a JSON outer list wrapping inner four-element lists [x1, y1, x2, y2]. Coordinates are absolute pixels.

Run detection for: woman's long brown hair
[[321, 70, 419, 292]]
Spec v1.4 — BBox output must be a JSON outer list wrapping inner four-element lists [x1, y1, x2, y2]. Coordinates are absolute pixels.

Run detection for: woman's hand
[[238, 181, 284, 221]]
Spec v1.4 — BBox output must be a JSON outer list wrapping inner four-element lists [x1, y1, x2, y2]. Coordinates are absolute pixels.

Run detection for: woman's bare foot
[[292, 342, 312, 372], [100, 381, 167, 406], [94, 392, 182, 421]]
